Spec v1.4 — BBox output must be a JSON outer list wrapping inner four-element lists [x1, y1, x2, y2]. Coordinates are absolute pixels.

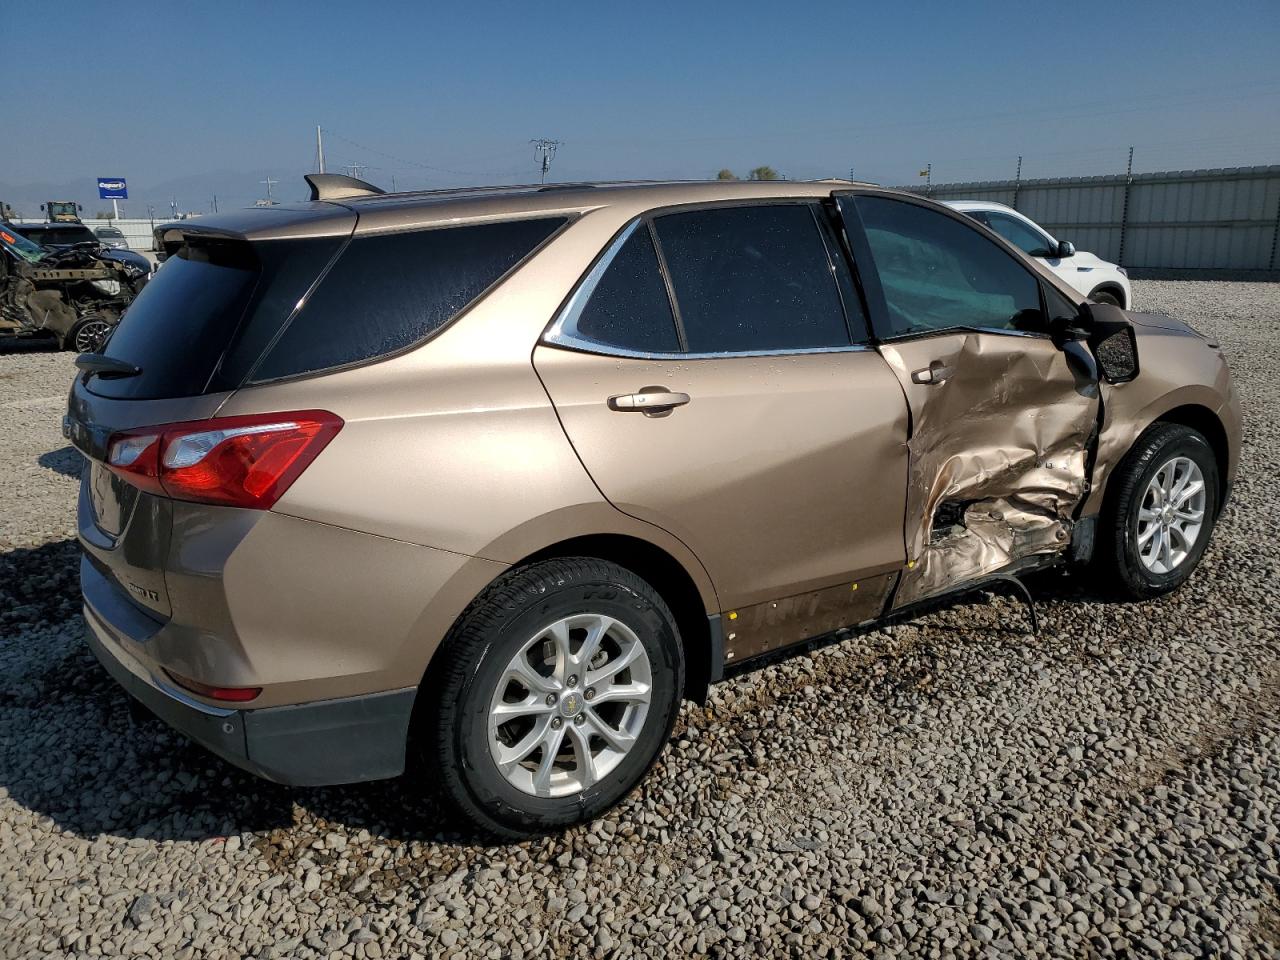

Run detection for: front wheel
[[1095, 423, 1219, 599], [424, 558, 684, 839], [64, 314, 114, 353], [1090, 289, 1123, 307]]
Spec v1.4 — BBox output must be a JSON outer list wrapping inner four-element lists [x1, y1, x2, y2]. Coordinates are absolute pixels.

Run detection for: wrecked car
[[1, 220, 146, 352], [68, 176, 1240, 838]]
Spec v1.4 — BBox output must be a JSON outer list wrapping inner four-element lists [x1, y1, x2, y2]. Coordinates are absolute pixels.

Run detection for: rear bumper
[[82, 559, 417, 786]]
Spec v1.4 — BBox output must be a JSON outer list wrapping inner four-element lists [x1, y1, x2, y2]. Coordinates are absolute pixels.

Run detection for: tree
[[747, 166, 781, 181], [95, 209, 117, 220], [715, 169, 740, 181]]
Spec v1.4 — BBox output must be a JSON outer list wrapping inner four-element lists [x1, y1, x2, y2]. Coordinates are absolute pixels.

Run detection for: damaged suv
[[68, 175, 1240, 838], [2, 221, 146, 351]]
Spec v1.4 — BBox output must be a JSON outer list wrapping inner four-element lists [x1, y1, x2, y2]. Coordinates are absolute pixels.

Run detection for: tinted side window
[[559, 222, 679, 353], [654, 204, 850, 353], [252, 217, 565, 381], [853, 197, 1044, 337], [984, 213, 1054, 257]]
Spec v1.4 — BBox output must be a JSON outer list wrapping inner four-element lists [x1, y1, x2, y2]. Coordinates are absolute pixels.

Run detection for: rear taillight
[[164, 670, 262, 703], [106, 410, 342, 510]]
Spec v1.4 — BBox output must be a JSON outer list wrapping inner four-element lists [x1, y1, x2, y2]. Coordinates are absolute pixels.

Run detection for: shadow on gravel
[[38, 445, 84, 478], [0, 337, 59, 355], [0, 540, 507, 852], [0, 538, 82, 627]]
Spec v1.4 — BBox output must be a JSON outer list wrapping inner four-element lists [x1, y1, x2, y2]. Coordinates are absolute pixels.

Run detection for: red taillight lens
[[164, 670, 262, 703], [106, 410, 342, 510]]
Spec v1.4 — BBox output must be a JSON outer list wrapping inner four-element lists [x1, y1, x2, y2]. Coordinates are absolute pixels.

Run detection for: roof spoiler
[[304, 173, 386, 201]]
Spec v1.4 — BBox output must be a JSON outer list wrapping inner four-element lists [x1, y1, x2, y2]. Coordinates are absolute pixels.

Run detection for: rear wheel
[[1095, 423, 1219, 599], [424, 558, 684, 839]]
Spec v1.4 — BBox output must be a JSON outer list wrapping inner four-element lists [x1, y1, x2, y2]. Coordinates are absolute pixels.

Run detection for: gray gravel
[[2, 280, 1279, 959]]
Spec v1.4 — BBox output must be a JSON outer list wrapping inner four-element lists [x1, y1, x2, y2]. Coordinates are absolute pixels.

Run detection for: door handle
[[911, 361, 954, 385], [608, 390, 691, 414]]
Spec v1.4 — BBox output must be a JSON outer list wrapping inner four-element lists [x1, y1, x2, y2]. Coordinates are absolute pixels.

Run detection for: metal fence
[[903, 165, 1280, 274]]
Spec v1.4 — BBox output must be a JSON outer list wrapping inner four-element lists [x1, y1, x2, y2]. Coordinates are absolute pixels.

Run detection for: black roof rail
[[537, 183, 596, 192], [304, 173, 386, 201]]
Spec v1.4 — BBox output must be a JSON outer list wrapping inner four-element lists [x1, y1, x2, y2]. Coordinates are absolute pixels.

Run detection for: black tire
[[1095, 423, 1219, 599], [423, 558, 684, 839], [1090, 289, 1123, 307], [63, 314, 114, 352]]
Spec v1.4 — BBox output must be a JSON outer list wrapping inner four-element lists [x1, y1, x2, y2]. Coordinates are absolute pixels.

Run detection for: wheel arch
[[519, 534, 718, 705], [1153, 404, 1230, 517], [1088, 282, 1127, 308]]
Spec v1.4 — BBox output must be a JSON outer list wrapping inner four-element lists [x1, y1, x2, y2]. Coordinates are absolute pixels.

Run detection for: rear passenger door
[[534, 201, 910, 664]]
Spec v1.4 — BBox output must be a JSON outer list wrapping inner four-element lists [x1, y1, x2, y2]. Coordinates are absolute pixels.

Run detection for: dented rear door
[[837, 192, 1099, 607]]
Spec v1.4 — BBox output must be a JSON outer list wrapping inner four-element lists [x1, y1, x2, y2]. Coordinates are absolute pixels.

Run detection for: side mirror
[[1079, 301, 1139, 384], [1056, 240, 1075, 258]]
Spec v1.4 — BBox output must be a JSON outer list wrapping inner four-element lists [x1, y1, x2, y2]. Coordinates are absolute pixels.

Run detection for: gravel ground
[[1, 280, 1278, 959]]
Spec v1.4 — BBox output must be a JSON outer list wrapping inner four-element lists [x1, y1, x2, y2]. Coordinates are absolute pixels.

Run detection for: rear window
[[249, 217, 567, 382], [90, 236, 342, 400], [23, 226, 96, 246], [88, 216, 565, 399]]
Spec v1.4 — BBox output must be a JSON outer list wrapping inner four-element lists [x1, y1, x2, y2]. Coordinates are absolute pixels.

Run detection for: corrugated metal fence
[[902, 165, 1280, 274]]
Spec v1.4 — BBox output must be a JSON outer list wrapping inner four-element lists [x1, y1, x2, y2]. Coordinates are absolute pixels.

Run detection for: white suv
[[946, 201, 1132, 308]]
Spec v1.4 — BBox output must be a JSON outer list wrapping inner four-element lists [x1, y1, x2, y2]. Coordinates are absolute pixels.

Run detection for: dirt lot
[[1, 280, 1278, 959]]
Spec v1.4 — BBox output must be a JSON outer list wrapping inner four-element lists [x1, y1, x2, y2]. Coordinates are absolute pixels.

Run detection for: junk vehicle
[[69, 175, 1240, 838], [1, 220, 146, 351]]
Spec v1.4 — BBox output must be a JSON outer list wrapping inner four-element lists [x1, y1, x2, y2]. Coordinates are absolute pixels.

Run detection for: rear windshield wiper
[[75, 353, 142, 379]]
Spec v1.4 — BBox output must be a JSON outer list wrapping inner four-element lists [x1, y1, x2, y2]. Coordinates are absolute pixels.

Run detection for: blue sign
[[97, 178, 128, 200]]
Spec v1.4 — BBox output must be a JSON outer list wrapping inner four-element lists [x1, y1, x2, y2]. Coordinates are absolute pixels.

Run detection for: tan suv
[[68, 175, 1241, 838]]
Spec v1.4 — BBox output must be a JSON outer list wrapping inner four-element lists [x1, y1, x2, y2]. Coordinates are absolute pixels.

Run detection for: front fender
[[1083, 323, 1238, 515]]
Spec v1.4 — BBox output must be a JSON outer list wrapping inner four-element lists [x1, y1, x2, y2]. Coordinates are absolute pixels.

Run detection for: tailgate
[[66, 376, 229, 619]]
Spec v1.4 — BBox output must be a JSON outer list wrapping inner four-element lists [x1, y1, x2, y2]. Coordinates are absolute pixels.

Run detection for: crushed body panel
[[879, 332, 1099, 607]]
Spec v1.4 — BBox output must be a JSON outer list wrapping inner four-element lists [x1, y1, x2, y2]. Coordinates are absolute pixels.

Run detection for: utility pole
[[345, 164, 366, 180], [260, 176, 278, 201], [849, 166, 856, 182], [531, 138, 561, 184], [147, 204, 155, 230], [316, 125, 326, 174], [1117, 146, 1134, 267], [1013, 155, 1022, 210], [170, 197, 178, 219], [211, 195, 219, 213], [391, 175, 397, 192]]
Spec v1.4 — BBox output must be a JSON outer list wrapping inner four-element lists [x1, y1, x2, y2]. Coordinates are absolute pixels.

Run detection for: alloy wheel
[[74, 319, 113, 353], [1135, 455, 1206, 574], [487, 613, 653, 798]]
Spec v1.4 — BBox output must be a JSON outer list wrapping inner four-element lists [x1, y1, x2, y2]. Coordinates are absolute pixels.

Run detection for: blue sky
[[4, 0, 1279, 211]]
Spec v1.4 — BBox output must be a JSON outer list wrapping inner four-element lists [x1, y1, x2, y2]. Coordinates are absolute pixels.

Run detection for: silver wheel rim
[[74, 320, 112, 352], [1136, 455, 1206, 574], [487, 613, 653, 798]]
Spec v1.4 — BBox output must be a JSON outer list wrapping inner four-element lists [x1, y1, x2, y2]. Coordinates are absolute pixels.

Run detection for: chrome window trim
[[879, 325, 1053, 343], [543, 218, 646, 349], [542, 338, 874, 361]]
